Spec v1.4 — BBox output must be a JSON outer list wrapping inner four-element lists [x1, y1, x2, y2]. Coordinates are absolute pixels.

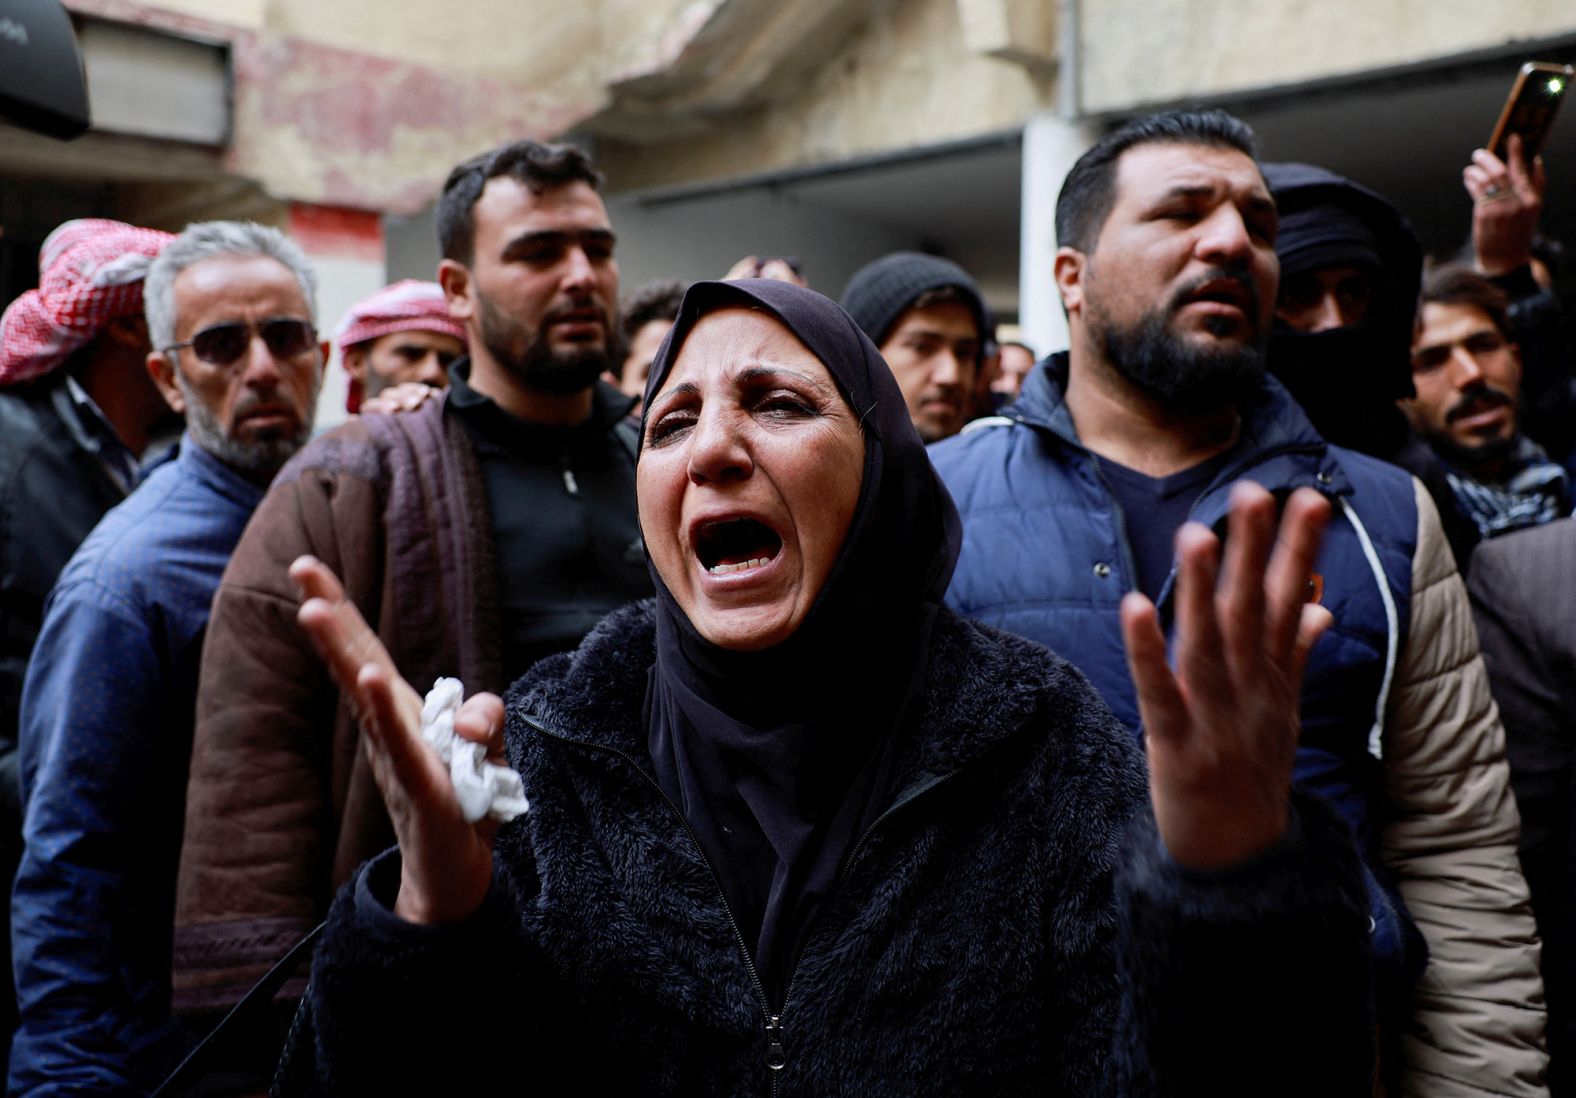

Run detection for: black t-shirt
[[448, 365, 653, 678], [1094, 449, 1234, 603]]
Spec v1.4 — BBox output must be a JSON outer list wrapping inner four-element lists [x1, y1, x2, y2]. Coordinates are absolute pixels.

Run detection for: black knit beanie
[[838, 252, 987, 349]]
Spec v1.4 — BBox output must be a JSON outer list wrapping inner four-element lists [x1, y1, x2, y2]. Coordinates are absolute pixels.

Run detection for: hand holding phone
[[1465, 135, 1546, 276], [1487, 61, 1573, 162]]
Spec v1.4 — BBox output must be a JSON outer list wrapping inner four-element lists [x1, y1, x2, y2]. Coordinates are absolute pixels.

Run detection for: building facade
[[3, 0, 1574, 425]]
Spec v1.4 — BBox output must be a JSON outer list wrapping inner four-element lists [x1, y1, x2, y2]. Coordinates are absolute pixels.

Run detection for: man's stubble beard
[[477, 285, 611, 397], [1086, 267, 1269, 418]]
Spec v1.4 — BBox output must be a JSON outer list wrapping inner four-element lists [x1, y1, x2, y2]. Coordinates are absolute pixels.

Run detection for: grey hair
[[144, 220, 318, 350]]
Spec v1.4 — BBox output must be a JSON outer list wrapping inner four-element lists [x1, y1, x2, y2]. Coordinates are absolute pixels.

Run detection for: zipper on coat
[[520, 715, 780, 1082], [524, 713, 964, 1094], [768, 769, 960, 1078], [561, 462, 580, 496]]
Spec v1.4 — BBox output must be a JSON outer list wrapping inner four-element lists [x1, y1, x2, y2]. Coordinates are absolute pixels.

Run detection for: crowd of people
[[0, 104, 1571, 1095]]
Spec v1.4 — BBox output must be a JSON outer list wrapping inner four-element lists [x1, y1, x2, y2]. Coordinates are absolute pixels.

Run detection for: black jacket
[[1470, 518, 1576, 1096], [292, 601, 1374, 1096], [0, 373, 128, 821]]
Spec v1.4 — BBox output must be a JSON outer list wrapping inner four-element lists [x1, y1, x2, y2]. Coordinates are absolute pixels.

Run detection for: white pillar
[[1018, 111, 1099, 359], [288, 204, 388, 434]]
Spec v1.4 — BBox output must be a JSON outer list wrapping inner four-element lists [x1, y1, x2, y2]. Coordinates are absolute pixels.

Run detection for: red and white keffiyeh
[[334, 280, 466, 412], [333, 280, 465, 352], [0, 219, 175, 386]]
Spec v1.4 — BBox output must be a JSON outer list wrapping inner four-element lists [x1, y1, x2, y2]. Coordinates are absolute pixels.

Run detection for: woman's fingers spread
[[1290, 602, 1335, 686], [1216, 482, 1275, 673], [1121, 592, 1187, 745], [296, 596, 376, 700], [358, 664, 444, 804], [1172, 522, 1228, 706], [1263, 488, 1332, 663], [292, 556, 401, 684], [290, 555, 344, 604]]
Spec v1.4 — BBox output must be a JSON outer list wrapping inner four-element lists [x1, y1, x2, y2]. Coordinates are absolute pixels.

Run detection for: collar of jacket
[[506, 599, 1079, 817], [447, 356, 638, 439], [1009, 352, 1359, 524]]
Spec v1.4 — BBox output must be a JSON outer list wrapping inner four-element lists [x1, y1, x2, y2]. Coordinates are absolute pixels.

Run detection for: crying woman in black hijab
[[638, 278, 960, 1000], [286, 277, 1376, 1095], [1265, 163, 1480, 567]]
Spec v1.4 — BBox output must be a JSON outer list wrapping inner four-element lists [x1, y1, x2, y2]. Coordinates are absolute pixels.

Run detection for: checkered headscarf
[[334, 280, 465, 412], [0, 219, 175, 386]]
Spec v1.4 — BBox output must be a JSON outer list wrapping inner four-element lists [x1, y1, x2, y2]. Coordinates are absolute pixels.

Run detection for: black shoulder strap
[[151, 921, 325, 1097]]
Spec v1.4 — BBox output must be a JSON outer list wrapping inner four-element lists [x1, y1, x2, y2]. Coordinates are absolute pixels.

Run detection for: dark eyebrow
[[1156, 185, 1277, 221], [500, 228, 617, 259], [646, 381, 699, 419], [737, 364, 835, 394], [1160, 184, 1217, 203]]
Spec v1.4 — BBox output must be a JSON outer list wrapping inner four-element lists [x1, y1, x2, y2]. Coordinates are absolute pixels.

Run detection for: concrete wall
[[1076, 0, 1576, 115], [596, 0, 1054, 193], [53, 0, 1576, 216]]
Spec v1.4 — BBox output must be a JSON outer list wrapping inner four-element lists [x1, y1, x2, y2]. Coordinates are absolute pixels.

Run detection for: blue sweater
[[11, 438, 263, 1097]]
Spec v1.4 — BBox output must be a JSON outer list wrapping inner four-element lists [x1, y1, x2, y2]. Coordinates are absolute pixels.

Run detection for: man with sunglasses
[[9, 221, 323, 1096], [172, 140, 653, 1055]]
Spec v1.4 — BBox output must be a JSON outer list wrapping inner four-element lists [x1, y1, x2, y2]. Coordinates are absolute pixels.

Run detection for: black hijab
[[639, 279, 961, 1003]]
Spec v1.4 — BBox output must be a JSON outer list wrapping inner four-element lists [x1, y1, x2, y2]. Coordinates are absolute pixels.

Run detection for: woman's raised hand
[[1120, 483, 1333, 870], [291, 555, 505, 924]]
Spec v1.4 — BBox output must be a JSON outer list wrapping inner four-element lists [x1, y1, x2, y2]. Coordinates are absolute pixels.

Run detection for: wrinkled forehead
[[652, 306, 844, 402], [172, 254, 311, 330]]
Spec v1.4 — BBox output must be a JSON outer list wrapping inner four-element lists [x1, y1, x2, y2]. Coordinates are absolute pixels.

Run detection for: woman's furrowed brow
[[737, 364, 833, 394], [647, 381, 699, 416]]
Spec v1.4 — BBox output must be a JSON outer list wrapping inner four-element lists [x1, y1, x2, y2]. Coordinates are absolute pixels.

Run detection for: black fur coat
[[291, 601, 1374, 1096]]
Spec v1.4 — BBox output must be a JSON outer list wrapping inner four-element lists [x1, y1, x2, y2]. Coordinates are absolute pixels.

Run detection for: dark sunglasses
[[165, 317, 316, 366]]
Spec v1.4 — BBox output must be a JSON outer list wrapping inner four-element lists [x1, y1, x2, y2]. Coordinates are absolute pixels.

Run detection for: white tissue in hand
[[419, 677, 529, 824]]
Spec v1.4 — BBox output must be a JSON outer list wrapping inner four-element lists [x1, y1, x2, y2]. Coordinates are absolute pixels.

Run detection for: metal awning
[[0, 0, 90, 140]]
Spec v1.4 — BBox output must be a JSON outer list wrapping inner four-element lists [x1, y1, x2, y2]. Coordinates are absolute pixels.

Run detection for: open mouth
[[695, 518, 783, 575]]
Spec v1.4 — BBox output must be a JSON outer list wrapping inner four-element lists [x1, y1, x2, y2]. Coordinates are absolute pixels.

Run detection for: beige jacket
[[1383, 479, 1548, 1096]]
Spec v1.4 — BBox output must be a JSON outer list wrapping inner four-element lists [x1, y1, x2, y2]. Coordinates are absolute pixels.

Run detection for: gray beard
[[178, 371, 316, 482]]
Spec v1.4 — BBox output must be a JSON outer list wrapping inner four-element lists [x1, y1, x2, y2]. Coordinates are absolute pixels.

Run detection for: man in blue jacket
[[930, 108, 1548, 1097], [9, 220, 324, 1096]]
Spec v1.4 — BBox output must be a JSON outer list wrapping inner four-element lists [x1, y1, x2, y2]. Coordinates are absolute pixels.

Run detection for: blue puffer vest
[[931, 354, 1426, 988]]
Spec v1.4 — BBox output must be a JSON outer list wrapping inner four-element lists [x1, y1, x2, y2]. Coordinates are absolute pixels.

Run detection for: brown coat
[[173, 395, 502, 1011]]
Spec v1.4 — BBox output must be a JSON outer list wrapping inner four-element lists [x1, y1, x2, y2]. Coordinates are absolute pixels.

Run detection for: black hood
[[1264, 163, 1423, 457]]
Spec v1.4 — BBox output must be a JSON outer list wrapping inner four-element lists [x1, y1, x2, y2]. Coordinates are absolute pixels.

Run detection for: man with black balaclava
[[1264, 163, 1482, 571]]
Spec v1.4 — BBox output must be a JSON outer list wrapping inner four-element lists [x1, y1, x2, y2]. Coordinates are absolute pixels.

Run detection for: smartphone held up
[[1488, 61, 1575, 162]]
